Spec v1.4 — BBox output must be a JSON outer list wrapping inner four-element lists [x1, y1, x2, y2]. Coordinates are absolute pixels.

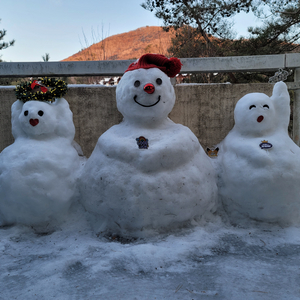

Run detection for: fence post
[[293, 68, 300, 146]]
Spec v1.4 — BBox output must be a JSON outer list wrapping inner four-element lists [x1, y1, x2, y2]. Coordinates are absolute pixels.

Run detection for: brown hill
[[63, 26, 175, 61]]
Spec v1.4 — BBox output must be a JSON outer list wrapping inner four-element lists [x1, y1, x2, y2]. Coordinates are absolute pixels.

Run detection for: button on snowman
[[217, 81, 300, 225], [79, 54, 218, 237], [0, 79, 81, 228]]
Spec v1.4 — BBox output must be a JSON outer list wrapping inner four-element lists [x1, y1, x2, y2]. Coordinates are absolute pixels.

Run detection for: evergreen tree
[[142, 0, 300, 83], [142, 0, 253, 56], [0, 19, 15, 62], [233, 0, 300, 56], [0, 19, 15, 84]]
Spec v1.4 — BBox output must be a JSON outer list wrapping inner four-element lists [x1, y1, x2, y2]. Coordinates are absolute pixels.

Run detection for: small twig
[[275, 9, 300, 15], [175, 284, 183, 293], [260, 239, 266, 246], [253, 290, 268, 294]]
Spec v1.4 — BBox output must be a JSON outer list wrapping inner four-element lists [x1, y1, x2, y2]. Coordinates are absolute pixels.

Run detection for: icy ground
[[1, 204, 300, 300]]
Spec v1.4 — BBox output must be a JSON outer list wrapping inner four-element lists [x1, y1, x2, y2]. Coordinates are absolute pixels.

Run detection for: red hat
[[125, 54, 182, 78]]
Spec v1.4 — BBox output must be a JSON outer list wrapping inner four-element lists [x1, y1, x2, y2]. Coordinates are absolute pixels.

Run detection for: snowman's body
[[80, 67, 218, 236], [217, 82, 300, 225], [0, 98, 81, 226]]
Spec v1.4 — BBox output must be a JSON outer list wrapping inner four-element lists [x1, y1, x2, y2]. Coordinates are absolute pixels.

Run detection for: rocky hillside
[[63, 26, 175, 61]]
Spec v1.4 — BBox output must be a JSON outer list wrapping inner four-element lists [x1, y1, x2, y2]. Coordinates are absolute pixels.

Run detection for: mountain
[[63, 26, 175, 61]]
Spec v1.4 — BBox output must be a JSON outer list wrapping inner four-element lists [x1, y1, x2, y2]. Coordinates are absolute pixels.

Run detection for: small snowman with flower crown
[[0, 78, 82, 229]]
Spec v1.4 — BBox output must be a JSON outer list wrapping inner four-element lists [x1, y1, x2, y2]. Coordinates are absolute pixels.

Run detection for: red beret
[[125, 53, 182, 78]]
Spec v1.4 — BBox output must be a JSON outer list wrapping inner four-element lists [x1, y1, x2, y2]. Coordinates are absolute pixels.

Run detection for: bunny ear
[[53, 98, 75, 141], [11, 100, 25, 139], [271, 81, 290, 130], [272, 81, 289, 100]]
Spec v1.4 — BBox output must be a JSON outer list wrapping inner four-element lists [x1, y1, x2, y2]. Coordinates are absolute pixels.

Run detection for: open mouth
[[134, 95, 161, 107], [257, 115, 264, 123]]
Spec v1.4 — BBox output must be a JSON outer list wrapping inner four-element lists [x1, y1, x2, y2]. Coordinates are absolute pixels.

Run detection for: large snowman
[[0, 78, 82, 228], [79, 54, 218, 237], [217, 81, 300, 225]]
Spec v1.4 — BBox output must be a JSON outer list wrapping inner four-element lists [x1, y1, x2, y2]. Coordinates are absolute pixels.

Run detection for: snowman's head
[[116, 67, 176, 125], [234, 92, 276, 136], [18, 101, 56, 137], [12, 98, 75, 141]]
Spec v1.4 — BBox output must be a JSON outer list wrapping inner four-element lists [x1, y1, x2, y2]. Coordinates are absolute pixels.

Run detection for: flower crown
[[15, 77, 67, 103]]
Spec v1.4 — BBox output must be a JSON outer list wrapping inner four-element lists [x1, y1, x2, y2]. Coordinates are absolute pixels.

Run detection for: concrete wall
[[0, 83, 274, 157]]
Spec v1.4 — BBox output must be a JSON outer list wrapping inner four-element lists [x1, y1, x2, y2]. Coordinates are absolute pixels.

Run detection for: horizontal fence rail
[[1, 53, 300, 146], [1, 53, 300, 78]]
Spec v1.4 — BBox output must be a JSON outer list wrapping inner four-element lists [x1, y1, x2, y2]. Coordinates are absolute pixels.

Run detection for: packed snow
[[79, 67, 218, 237], [0, 98, 83, 228], [1, 78, 300, 298], [216, 82, 300, 225], [1, 209, 300, 300]]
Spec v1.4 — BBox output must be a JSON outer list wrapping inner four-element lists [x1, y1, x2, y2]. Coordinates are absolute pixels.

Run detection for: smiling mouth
[[134, 95, 161, 107]]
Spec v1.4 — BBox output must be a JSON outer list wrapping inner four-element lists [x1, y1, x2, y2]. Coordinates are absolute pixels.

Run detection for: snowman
[[0, 78, 82, 228], [217, 81, 300, 225], [79, 54, 218, 237]]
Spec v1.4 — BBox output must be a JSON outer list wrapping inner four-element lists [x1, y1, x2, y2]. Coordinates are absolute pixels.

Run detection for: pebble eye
[[24, 110, 28, 116], [38, 110, 44, 116], [134, 80, 140, 87], [249, 105, 256, 110], [263, 104, 269, 109], [156, 78, 162, 85]]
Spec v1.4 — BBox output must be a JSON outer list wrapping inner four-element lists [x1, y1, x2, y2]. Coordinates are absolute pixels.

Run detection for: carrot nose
[[144, 83, 155, 94]]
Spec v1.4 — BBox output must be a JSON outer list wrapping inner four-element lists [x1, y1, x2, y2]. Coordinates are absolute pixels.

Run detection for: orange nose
[[144, 83, 155, 94]]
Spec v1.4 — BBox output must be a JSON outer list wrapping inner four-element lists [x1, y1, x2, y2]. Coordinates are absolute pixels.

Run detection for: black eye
[[156, 78, 162, 85], [24, 110, 28, 116], [249, 105, 256, 110], [134, 80, 140, 87], [38, 110, 44, 116], [263, 104, 269, 109]]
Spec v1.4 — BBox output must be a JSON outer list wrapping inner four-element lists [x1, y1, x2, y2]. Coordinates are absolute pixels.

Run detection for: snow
[[1, 209, 300, 299], [1, 80, 300, 298], [216, 82, 300, 225], [67, 84, 116, 88], [0, 98, 84, 228], [79, 68, 218, 237]]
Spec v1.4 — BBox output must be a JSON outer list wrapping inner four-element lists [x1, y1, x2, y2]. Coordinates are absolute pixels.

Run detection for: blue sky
[[1, 0, 260, 62]]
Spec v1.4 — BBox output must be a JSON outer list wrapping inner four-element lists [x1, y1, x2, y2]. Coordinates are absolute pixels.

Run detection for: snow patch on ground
[[1, 203, 299, 300]]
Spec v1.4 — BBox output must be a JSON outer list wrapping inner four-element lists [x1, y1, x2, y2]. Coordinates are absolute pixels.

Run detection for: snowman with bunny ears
[[217, 81, 300, 226]]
